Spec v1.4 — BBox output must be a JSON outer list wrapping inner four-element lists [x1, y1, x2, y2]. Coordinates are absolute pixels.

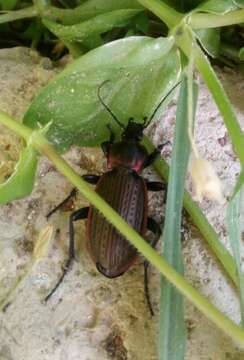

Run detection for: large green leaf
[[24, 36, 181, 151], [0, 144, 38, 204], [42, 9, 142, 42], [0, 0, 18, 10]]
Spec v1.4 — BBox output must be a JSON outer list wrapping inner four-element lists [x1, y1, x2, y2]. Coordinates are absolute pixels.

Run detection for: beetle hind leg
[[144, 217, 162, 316], [45, 207, 89, 302]]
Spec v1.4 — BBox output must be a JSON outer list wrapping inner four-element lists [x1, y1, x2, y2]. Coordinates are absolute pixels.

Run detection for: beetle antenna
[[144, 81, 182, 128], [98, 81, 125, 129]]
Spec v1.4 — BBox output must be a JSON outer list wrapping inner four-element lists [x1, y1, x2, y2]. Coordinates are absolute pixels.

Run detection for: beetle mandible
[[45, 81, 177, 314]]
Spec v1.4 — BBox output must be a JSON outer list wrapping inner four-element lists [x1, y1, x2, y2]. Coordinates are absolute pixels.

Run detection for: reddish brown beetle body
[[85, 120, 152, 278], [87, 166, 148, 278]]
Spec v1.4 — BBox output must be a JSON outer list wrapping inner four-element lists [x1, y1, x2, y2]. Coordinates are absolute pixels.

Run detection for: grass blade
[[227, 184, 244, 326], [159, 77, 198, 359]]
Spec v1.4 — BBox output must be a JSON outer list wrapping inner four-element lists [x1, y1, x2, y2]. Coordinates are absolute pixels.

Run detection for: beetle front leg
[[45, 207, 89, 302], [144, 141, 171, 168], [144, 149, 160, 168], [144, 217, 162, 316]]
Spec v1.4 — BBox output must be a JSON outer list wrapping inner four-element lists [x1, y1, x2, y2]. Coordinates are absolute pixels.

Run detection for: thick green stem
[[0, 6, 38, 24], [1, 111, 244, 345], [190, 9, 244, 29], [136, 0, 183, 29]]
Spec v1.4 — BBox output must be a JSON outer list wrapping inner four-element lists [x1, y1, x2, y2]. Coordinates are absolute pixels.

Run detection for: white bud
[[190, 158, 224, 203]]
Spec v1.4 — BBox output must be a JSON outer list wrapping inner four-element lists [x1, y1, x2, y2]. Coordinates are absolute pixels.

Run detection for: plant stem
[[135, 0, 183, 29], [0, 6, 38, 24], [1, 111, 244, 345], [190, 9, 244, 29], [0, 112, 32, 141], [136, 1, 244, 31], [0, 1, 143, 26]]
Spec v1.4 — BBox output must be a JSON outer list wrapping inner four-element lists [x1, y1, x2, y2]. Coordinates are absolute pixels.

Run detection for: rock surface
[[0, 47, 244, 360]]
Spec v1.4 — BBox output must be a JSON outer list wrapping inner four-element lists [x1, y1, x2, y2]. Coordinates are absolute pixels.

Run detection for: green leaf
[[133, 12, 150, 34], [49, 0, 142, 26], [195, 28, 220, 57], [239, 47, 244, 60], [159, 77, 198, 360], [0, 0, 18, 10], [24, 36, 181, 151], [195, 0, 238, 13], [42, 9, 142, 42], [227, 184, 244, 326], [0, 145, 38, 204], [155, 0, 203, 12]]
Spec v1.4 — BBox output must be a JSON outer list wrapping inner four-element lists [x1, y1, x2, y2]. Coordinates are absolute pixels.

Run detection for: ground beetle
[[45, 81, 178, 315]]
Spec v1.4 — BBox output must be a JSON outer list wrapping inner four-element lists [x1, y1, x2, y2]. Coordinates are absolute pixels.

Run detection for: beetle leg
[[45, 207, 89, 302], [82, 174, 100, 184], [46, 188, 77, 219], [46, 175, 99, 219], [146, 181, 166, 192], [144, 217, 162, 316], [144, 141, 171, 168], [101, 124, 115, 155], [144, 149, 160, 168], [157, 140, 171, 151]]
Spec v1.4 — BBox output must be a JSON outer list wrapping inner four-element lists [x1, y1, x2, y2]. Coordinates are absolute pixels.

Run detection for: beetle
[[45, 81, 177, 314]]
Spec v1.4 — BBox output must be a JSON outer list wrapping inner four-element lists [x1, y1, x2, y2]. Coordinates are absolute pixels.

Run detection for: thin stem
[[0, 112, 32, 141], [135, 0, 183, 29], [1, 111, 244, 345], [0, 6, 38, 24], [190, 9, 244, 29]]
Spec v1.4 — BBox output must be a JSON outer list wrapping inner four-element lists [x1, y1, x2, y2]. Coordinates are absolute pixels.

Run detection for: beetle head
[[122, 117, 144, 142]]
